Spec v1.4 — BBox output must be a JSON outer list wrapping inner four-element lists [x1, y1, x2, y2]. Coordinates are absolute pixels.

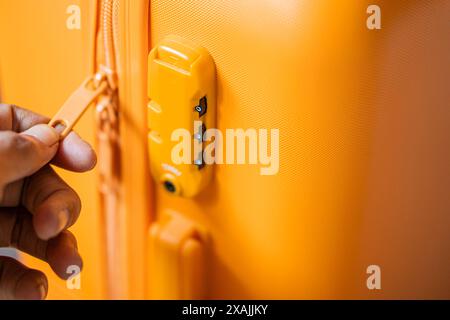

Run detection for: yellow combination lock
[[147, 35, 216, 197]]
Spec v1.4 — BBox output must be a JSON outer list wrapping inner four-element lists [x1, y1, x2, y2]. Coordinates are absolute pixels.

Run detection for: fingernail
[[55, 209, 70, 235], [22, 124, 59, 147], [15, 273, 48, 300], [37, 283, 47, 300]]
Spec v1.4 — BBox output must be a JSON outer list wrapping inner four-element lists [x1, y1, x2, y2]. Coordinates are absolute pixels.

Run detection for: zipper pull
[[49, 72, 109, 138]]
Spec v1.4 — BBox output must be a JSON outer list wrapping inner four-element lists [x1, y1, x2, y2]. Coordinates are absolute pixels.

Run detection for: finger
[[0, 125, 59, 187], [21, 166, 81, 240], [47, 230, 83, 279], [0, 256, 47, 300], [1, 104, 97, 172], [0, 103, 47, 132], [0, 180, 24, 207], [0, 207, 83, 280], [0, 103, 15, 130], [53, 131, 97, 172]]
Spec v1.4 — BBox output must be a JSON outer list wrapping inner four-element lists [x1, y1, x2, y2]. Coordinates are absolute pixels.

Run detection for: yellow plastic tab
[[148, 210, 207, 300], [49, 73, 108, 138], [147, 35, 216, 197]]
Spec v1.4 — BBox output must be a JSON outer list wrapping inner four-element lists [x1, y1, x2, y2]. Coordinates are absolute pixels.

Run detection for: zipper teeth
[[99, 0, 123, 299], [102, 0, 116, 73], [112, 0, 121, 66]]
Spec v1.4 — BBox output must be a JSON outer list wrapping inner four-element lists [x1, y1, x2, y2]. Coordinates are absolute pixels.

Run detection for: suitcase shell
[[0, 0, 449, 299]]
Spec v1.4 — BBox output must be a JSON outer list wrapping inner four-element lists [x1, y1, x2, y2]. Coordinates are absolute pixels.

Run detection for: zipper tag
[[49, 73, 109, 138]]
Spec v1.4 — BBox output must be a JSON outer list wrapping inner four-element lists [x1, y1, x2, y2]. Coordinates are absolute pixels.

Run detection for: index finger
[[0, 104, 97, 172]]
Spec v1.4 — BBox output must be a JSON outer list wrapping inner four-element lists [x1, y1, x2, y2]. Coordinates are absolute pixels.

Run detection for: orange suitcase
[[0, 0, 449, 299]]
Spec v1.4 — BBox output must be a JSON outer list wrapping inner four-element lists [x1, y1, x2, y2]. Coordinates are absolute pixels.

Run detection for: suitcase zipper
[[49, 0, 123, 298], [48, 71, 109, 137], [48, 0, 118, 138], [49, 0, 152, 299], [96, 0, 124, 299]]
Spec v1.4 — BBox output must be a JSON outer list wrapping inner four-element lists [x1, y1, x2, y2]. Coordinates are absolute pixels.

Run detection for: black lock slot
[[194, 96, 208, 117]]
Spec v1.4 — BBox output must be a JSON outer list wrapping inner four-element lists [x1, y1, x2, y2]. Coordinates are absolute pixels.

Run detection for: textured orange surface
[[0, 0, 449, 299]]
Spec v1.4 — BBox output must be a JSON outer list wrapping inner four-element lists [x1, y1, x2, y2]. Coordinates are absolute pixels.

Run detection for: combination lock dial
[[147, 35, 216, 197]]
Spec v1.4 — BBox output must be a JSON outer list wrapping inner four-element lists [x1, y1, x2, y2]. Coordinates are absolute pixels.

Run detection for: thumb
[[0, 124, 59, 186]]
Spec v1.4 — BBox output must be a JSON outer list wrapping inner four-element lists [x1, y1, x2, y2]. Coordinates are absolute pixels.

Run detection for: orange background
[[0, 0, 449, 299]]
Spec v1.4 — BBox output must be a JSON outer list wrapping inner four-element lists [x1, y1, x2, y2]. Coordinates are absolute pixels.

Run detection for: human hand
[[0, 104, 96, 299]]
